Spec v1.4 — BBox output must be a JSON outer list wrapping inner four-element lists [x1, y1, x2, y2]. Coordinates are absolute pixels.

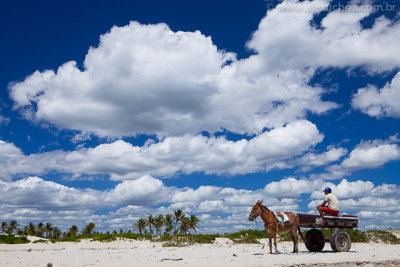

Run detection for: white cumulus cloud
[[340, 139, 400, 170], [9, 10, 340, 138], [352, 72, 400, 118], [248, 0, 400, 72], [0, 120, 323, 180]]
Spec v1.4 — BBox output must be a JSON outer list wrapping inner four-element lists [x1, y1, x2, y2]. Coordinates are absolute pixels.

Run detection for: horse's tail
[[297, 226, 306, 244]]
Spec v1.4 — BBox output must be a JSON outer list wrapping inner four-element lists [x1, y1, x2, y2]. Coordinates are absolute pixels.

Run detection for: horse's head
[[248, 200, 263, 221]]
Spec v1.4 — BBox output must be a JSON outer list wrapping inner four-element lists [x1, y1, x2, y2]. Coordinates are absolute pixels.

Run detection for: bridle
[[249, 203, 262, 221]]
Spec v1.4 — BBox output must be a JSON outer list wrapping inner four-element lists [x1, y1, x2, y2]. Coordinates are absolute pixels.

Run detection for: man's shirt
[[324, 193, 339, 211]]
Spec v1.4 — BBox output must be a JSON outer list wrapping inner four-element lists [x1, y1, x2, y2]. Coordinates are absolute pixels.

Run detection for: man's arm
[[317, 201, 327, 208]]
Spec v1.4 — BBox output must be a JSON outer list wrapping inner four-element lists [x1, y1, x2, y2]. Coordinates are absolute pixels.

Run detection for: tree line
[[133, 209, 199, 235], [0, 209, 199, 239], [1, 220, 96, 239]]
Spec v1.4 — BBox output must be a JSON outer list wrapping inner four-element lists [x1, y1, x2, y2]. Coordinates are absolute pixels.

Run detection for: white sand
[[1, 238, 399, 267]]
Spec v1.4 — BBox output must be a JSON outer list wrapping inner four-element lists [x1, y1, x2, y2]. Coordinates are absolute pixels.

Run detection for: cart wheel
[[330, 230, 351, 252], [305, 229, 325, 252]]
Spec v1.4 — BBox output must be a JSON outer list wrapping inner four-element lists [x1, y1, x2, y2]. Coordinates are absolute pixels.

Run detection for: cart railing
[[297, 213, 358, 229]]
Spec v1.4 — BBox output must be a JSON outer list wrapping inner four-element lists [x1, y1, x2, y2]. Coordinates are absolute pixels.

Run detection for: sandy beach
[[1, 237, 400, 267]]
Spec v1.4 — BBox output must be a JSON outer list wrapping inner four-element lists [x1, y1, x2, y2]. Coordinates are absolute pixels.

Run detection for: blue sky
[[1, 0, 400, 233]]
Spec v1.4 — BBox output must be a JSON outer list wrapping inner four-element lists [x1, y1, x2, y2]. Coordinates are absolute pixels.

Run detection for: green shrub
[[32, 239, 47, 243], [185, 234, 216, 244], [157, 235, 175, 242], [222, 229, 264, 244], [0, 235, 30, 244], [157, 234, 216, 246], [59, 237, 81, 242], [90, 234, 116, 242], [123, 233, 152, 241]]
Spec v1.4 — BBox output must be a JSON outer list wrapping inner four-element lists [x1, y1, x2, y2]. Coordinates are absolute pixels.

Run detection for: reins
[[254, 217, 271, 248]]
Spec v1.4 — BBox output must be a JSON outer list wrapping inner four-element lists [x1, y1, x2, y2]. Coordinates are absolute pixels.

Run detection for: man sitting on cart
[[317, 187, 339, 218]]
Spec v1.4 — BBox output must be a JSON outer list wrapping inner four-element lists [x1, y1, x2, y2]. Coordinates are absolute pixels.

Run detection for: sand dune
[[1, 238, 399, 266]]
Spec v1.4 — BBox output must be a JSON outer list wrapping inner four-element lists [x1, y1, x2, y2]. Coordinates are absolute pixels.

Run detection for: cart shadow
[[263, 250, 358, 255], [307, 250, 358, 254]]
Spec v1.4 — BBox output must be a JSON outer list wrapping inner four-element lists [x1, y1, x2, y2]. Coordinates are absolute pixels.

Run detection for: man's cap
[[323, 187, 332, 192]]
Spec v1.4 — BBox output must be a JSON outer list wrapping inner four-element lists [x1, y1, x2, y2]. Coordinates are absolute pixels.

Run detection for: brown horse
[[248, 200, 305, 254]]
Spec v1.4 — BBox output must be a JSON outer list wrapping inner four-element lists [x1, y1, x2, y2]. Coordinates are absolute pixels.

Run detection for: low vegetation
[[365, 230, 400, 244], [32, 239, 48, 243], [0, 235, 29, 244]]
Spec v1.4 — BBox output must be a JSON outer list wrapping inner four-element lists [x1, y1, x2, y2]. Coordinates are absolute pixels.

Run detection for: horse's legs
[[273, 233, 278, 254], [293, 228, 299, 253], [267, 231, 273, 254], [288, 229, 297, 253], [297, 226, 306, 244]]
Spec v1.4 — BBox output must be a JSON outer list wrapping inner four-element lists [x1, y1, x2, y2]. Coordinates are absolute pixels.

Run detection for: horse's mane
[[260, 204, 271, 212]]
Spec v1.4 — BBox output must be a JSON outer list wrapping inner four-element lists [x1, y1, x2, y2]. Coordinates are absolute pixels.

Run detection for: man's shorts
[[321, 207, 339, 216]]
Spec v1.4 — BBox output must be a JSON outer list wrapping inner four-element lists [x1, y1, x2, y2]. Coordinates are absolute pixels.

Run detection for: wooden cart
[[297, 214, 359, 252]]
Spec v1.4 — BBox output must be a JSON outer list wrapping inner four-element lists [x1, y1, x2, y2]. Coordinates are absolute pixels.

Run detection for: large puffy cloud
[[0, 120, 323, 180], [264, 177, 324, 197], [0, 175, 170, 209], [309, 179, 375, 200], [269, 146, 347, 171], [314, 137, 400, 180], [340, 139, 400, 170], [9, 11, 338, 137], [0, 177, 100, 209], [0, 140, 68, 181], [352, 72, 400, 118], [10, 23, 233, 137], [248, 0, 400, 72]]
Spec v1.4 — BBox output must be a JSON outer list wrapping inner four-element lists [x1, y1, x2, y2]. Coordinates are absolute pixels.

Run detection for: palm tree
[[52, 227, 62, 239], [188, 215, 200, 234], [45, 223, 53, 238], [7, 220, 19, 235], [164, 214, 174, 235], [69, 225, 78, 237], [16, 228, 24, 235], [27, 222, 36, 236], [173, 209, 185, 234], [147, 215, 155, 235], [133, 218, 147, 235], [1, 222, 8, 234], [23, 225, 29, 235], [178, 216, 190, 235], [154, 215, 165, 236], [37, 222, 45, 237], [83, 222, 96, 237]]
